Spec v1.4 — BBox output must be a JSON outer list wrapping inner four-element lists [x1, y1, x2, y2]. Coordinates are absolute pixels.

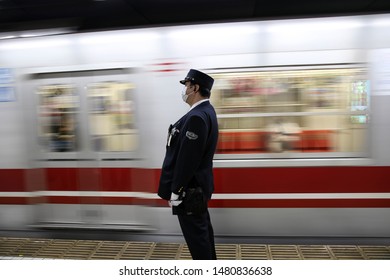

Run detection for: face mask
[[181, 85, 194, 103]]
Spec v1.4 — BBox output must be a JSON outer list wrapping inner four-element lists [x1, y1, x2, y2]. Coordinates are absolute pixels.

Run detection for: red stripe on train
[[0, 169, 24, 191], [1, 196, 389, 208], [1, 166, 384, 193], [42, 197, 390, 208], [44, 168, 158, 192], [209, 198, 390, 208], [1, 166, 389, 207], [0, 197, 29, 204], [213, 166, 390, 194], [45, 196, 158, 206]]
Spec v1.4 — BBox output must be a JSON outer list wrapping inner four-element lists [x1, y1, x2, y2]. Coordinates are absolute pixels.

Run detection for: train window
[[87, 82, 138, 152], [0, 68, 15, 102], [210, 67, 369, 156], [37, 85, 79, 152]]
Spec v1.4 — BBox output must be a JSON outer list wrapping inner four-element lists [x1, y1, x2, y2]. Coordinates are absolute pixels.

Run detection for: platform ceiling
[[1, 0, 390, 33]]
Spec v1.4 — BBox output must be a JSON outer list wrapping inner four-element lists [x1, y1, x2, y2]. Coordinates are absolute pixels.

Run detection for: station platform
[[1, 237, 390, 260]]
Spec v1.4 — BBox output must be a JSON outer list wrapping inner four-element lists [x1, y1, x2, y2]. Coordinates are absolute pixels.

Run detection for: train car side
[[0, 14, 389, 237]]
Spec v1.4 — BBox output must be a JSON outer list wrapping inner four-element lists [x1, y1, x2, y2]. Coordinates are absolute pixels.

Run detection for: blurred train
[[0, 14, 389, 239]]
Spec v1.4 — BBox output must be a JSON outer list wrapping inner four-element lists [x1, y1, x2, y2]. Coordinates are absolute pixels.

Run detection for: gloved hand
[[169, 192, 183, 207]]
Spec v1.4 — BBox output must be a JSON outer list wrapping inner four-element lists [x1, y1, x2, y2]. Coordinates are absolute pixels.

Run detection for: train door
[[80, 69, 143, 230], [25, 70, 85, 228], [25, 67, 150, 231]]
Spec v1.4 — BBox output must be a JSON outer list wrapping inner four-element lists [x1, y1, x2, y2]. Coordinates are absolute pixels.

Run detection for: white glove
[[169, 192, 183, 207]]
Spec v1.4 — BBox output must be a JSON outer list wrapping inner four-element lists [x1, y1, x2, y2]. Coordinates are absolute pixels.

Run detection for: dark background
[[1, 0, 390, 33]]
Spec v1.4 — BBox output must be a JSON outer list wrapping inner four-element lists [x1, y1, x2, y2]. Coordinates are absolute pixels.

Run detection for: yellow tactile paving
[[0, 237, 389, 260]]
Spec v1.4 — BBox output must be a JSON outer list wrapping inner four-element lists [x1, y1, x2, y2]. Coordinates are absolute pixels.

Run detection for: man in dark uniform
[[158, 69, 219, 260]]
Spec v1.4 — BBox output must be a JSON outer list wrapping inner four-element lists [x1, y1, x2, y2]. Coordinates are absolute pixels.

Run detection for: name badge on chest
[[167, 124, 180, 146]]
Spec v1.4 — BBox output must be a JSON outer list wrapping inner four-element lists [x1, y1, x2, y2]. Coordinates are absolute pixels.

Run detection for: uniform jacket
[[158, 100, 219, 201]]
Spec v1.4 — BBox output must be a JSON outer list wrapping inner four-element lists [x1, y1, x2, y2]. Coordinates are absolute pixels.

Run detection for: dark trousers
[[177, 208, 217, 260]]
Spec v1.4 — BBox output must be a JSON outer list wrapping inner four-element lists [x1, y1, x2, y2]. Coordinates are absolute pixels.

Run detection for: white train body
[[0, 14, 389, 238]]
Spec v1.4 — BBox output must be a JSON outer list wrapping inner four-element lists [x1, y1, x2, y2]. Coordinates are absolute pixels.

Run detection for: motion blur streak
[[0, 14, 389, 239]]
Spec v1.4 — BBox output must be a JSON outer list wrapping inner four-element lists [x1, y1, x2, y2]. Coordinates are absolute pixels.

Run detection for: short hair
[[190, 82, 211, 98]]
